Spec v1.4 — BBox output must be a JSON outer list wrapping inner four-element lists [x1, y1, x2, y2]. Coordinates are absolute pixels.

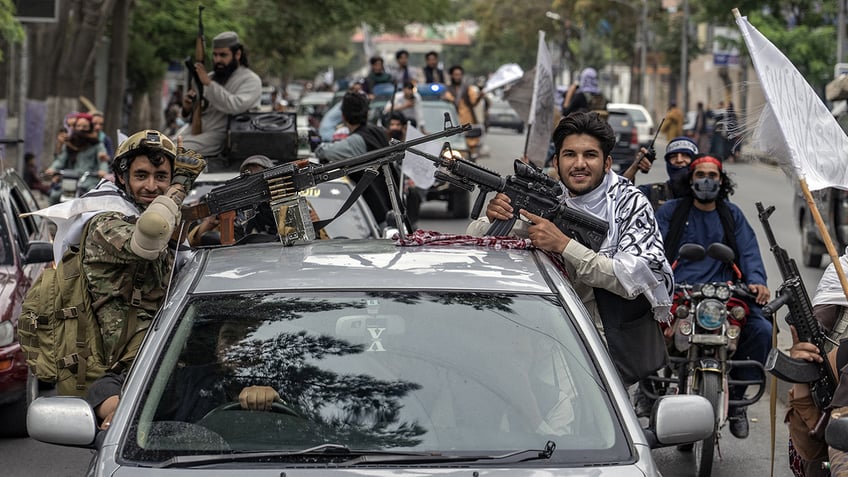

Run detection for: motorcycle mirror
[[706, 242, 735, 264], [678, 243, 706, 262]]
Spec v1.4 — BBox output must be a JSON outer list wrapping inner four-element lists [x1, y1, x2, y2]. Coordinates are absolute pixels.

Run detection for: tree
[[0, 0, 24, 62]]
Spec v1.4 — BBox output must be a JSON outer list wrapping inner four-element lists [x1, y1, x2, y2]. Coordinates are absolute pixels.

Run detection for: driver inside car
[[86, 321, 281, 429]]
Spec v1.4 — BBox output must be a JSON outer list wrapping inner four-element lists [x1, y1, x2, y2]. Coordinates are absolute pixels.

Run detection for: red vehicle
[[0, 170, 54, 436]]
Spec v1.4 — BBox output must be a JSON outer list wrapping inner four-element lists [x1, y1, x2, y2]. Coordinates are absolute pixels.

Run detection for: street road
[[0, 127, 821, 476]]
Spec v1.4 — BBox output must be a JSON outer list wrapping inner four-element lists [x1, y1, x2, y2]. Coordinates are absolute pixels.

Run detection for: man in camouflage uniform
[[81, 130, 205, 372]]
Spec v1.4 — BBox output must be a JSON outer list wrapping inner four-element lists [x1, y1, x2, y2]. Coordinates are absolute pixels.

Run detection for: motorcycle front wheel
[[693, 370, 720, 477]]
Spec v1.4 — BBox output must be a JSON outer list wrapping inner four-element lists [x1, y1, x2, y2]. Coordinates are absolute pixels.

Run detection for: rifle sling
[[313, 168, 380, 232]]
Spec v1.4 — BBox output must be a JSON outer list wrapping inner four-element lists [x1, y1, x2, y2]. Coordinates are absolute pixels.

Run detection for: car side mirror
[[644, 394, 714, 449], [28, 396, 98, 448], [24, 241, 54, 264]]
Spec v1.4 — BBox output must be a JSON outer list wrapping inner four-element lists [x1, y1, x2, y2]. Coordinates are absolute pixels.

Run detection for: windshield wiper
[[343, 440, 557, 466], [154, 443, 429, 469], [155, 441, 556, 469]]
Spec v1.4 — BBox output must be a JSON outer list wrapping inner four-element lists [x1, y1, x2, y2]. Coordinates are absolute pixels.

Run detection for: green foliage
[[0, 0, 24, 62]]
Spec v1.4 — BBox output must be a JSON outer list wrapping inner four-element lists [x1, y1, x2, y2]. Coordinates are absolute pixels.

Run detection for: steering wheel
[[204, 400, 302, 419]]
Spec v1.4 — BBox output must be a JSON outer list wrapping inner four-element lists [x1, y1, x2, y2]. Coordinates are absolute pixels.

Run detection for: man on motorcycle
[[621, 136, 698, 210], [45, 112, 110, 205], [655, 154, 772, 439]]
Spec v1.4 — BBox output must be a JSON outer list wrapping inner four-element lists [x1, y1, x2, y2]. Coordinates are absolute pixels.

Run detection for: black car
[[794, 103, 848, 267], [485, 98, 524, 134], [606, 110, 639, 172]]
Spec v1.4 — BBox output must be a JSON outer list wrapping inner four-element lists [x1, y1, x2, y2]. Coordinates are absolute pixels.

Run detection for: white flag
[[526, 31, 555, 163], [402, 123, 440, 189], [736, 15, 848, 191], [483, 64, 524, 94]]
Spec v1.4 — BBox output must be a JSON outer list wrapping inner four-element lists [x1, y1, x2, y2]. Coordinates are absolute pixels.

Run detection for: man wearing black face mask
[[655, 155, 773, 440], [621, 136, 697, 210], [181, 31, 262, 158]]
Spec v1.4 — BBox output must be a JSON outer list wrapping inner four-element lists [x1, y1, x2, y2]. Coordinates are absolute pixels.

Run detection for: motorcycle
[[642, 242, 766, 477]]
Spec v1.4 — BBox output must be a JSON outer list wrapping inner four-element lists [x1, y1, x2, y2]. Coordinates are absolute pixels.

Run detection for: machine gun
[[185, 5, 205, 135], [757, 202, 837, 423], [181, 122, 470, 245], [410, 139, 608, 252]]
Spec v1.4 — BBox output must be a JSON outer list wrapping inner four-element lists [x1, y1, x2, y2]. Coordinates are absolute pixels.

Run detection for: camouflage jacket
[[82, 211, 173, 370]]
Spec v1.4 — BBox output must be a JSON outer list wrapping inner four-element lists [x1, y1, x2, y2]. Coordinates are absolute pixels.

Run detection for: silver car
[[29, 240, 712, 475]]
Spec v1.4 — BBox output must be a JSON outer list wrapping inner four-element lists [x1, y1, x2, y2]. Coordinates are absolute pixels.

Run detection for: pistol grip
[[219, 211, 236, 246]]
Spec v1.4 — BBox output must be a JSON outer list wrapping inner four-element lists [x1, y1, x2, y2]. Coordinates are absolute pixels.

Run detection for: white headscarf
[[565, 169, 674, 321]]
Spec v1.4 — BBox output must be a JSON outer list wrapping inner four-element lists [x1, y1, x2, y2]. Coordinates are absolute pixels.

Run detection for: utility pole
[[639, 0, 648, 105], [680, 0, 689, 112], [839, 0, 847, 65]]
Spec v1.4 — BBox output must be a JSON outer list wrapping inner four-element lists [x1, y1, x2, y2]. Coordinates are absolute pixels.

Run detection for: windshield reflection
[[126, 292, 627, 465]]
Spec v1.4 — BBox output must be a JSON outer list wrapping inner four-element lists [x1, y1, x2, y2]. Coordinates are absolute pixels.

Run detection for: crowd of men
[[17, 26, 848, 477]]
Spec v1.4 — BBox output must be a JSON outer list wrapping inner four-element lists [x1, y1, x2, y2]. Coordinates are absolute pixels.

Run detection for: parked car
[[794, 101, 848, 267], [606, 110, 640, 172], [185, 172, 385, 240], [485, 97, 524, 134], [256, 85, 277, 113], [28, 239, 713, 475], [0, 169, 54, 437], [607, 103, 653, 146]]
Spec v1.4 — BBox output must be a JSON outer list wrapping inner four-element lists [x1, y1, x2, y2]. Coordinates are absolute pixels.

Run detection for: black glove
[[171, 147, 206, 190]]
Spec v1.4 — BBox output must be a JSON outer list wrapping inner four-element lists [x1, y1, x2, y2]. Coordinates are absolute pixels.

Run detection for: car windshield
[[619, 108, 646, 122], [421, 102, 466, 150], [123, 291, 628, 465]]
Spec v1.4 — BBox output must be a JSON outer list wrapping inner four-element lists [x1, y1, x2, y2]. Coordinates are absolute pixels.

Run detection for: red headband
[[689, 155, 722, 171]]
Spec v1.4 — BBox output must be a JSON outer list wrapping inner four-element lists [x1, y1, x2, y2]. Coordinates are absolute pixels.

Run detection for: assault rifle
[[181, 122, 470, 245], [411, 143, 608, 252], [757, 202, 837, 422], [185, 5, 205, 135]]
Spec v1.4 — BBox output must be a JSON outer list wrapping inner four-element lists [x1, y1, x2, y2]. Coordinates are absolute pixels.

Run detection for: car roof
[[189, 240, 558, 295]]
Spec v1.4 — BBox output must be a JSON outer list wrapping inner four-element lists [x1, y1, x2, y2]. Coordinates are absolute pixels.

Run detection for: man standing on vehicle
[[467, 112, 674, 386], [621, 136, 698, 210], [181, 31, 262, 158], [392, 49, 420, 87], [422, 51, 445, 84], [314, 92, 396, 226], [654, 155, 772, 439], [442, 65, 483, 159]]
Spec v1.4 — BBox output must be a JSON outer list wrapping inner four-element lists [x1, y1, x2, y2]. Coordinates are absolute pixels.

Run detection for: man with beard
[[422, 51, 445, 84], [181, 31, 262, 158], [442, 65, 483, 158], [655, 155, 772, 439], [467, 112, 674, 387], [620, 136, 698, 210], [45, 112, 110, 204]]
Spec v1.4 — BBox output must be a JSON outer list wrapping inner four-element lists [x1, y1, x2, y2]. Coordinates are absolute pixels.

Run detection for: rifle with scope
[[411, 142, 608, 252]]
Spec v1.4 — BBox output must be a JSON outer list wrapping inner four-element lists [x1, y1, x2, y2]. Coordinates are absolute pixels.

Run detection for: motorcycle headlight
[[696, 299, 727, 330], [715, 284, 731, 300], [727, 325, 742, 340], [0, 321, 14, 347], [701, 283, 716, 298], [675, 305, 690, 319], [678, 319, 694, 336], [730, 305, 747, 321]]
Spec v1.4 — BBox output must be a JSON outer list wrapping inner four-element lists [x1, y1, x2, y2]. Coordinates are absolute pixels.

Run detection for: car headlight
[[715, 284, 731, 300], [701, 283, 716, 298], [696, 299, 727, 330], [0, 321, 14, 347]]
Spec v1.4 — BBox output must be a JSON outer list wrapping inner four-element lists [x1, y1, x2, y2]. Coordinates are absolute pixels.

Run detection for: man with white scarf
[[467, 112, 673, 386]]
